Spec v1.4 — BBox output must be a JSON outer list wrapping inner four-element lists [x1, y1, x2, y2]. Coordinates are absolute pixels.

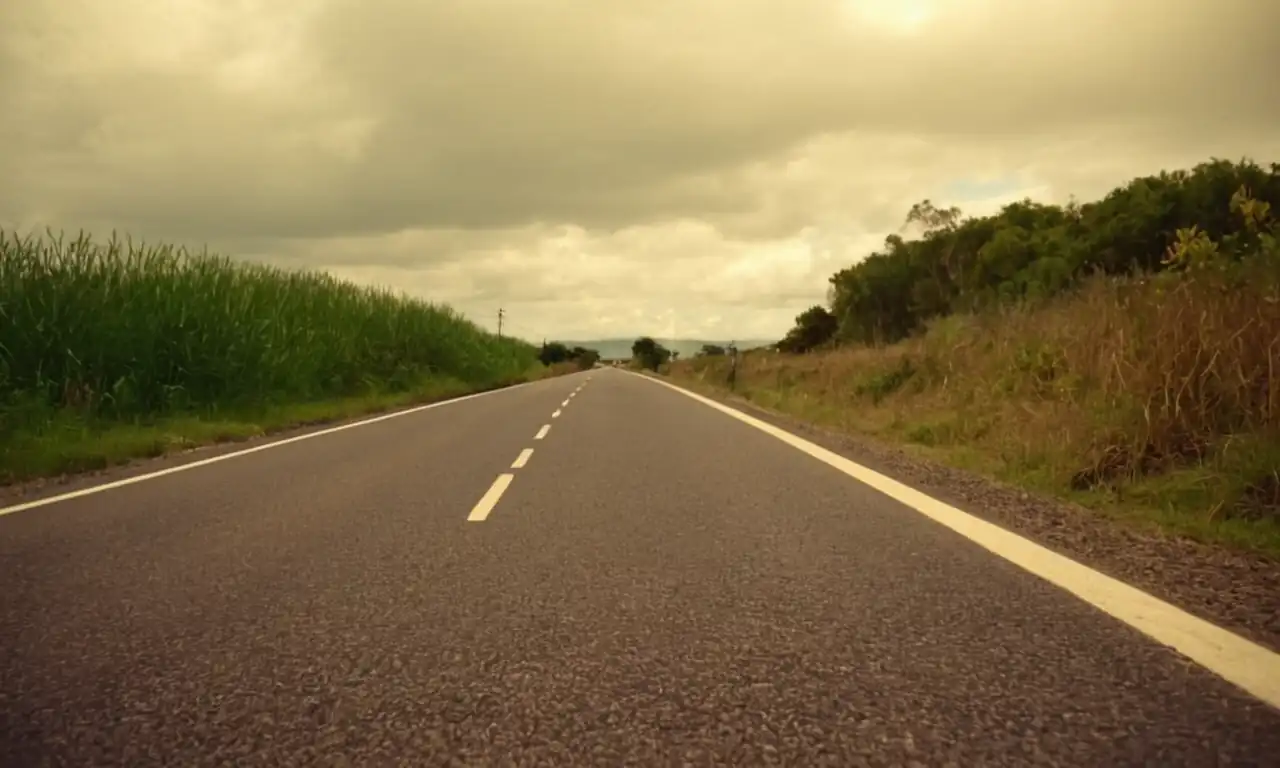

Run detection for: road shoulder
[[643, 371, 1280, 655]]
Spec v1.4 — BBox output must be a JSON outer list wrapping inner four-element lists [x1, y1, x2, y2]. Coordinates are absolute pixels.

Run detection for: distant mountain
[[557, 337, 775, 360]]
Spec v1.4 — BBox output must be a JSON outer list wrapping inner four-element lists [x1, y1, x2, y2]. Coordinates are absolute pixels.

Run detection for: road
[[1, 368, 1278, 766]]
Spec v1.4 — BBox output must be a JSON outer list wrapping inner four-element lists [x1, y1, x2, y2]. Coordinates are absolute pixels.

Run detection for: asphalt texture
[[1, 368, 1278, 766]]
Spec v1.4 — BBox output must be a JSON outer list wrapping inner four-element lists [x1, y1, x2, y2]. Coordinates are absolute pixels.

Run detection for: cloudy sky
[[3, 0, 1278, 342]]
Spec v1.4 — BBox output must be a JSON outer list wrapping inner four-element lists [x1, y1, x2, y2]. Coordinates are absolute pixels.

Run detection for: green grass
[[0, 229, 550, 483], [0, 375, 518, 481]]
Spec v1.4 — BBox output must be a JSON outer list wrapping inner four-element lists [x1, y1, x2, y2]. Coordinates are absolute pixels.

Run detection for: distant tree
[[699, 344, 726, 357], [573, 347, 601, 370], [631, 336, 671, 371], [539, 342, 600, 369], [777, 305, 838, 354], [539, 341, 572, 366]]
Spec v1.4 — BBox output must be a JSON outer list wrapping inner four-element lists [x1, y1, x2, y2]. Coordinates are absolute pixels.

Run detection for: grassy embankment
[[668, 204, 1280, 559], [0, 230, 554, 484]]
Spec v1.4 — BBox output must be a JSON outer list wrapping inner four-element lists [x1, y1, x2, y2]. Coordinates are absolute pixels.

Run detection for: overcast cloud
[[3, 0, 1278, 341]]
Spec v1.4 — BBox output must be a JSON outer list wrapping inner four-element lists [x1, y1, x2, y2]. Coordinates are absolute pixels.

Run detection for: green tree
[[822, 158, 1280, 345], [631, 336, 671, 371], [778, 305, 838, 353], [539, 341, 572, 366], [540, 342, 599, 369], [903, 199, 962, 235], [570, 346, 601, 369]]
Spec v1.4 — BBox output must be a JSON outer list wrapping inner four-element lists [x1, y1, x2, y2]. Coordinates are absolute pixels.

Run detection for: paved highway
[[1, 369, 1278, 766]]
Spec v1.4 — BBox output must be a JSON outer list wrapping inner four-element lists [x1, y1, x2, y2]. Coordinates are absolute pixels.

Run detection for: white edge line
[[562, 399, 571, 407], [467, 473, 514, 522], [0, 380, 543, 518], [552, 409, 562, 418], [534, 424, 551, 440], [511, 448, 534, 469], [629, 371, 1280, 711]]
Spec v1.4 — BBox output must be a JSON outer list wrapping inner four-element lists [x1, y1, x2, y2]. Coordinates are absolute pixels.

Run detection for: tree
[[822, 158, 1280, 345], [538, 341, 572, 366], [631, 336, 671, 371], [541, 342, 600, 369], [699, 344, 726, 356], [777, 305, 837, 353], [571, 346, 601, 370], [903, 198, 962, 235]]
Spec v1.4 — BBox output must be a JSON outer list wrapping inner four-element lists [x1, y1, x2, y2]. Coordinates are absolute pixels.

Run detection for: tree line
[[538, 341, 600, 370], [629, 339, 746, 370], [776, 158, 1280, 352]]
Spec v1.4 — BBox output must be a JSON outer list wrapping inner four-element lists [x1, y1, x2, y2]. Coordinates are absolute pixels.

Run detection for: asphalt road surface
[[2, 369, 1278, 766]]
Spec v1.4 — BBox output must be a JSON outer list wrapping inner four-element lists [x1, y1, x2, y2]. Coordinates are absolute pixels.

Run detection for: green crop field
[[0, 229, 546, 482]]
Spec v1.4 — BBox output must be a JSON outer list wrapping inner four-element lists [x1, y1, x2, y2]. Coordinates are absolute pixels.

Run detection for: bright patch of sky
[[841, 0, 940, 32]]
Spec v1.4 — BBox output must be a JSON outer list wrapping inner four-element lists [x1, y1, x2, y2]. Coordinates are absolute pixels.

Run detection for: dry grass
[[669, 268, 1280, 557]]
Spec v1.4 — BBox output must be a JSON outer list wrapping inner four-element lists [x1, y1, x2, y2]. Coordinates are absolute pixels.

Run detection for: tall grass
[[0, 229, 542, 475], [669, 259, 1280, 556]]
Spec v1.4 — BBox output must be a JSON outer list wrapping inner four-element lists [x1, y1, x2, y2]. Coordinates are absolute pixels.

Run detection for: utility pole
[[497, 308, 504, 339]]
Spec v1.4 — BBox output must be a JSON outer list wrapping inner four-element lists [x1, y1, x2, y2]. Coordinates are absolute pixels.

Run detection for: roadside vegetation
[[629, 337, 676, 371], [538, 340, 601, 372], [664, 158, 1280, 558], [0, 230, 552, 484]]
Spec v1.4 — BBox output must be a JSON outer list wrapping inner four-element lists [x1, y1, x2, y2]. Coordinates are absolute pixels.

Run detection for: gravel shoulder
[[657, 373, 1280, 654]]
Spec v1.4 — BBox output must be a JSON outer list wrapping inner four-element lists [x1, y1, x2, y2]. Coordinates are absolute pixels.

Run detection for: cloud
[[2, 0, 1278, 340]]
